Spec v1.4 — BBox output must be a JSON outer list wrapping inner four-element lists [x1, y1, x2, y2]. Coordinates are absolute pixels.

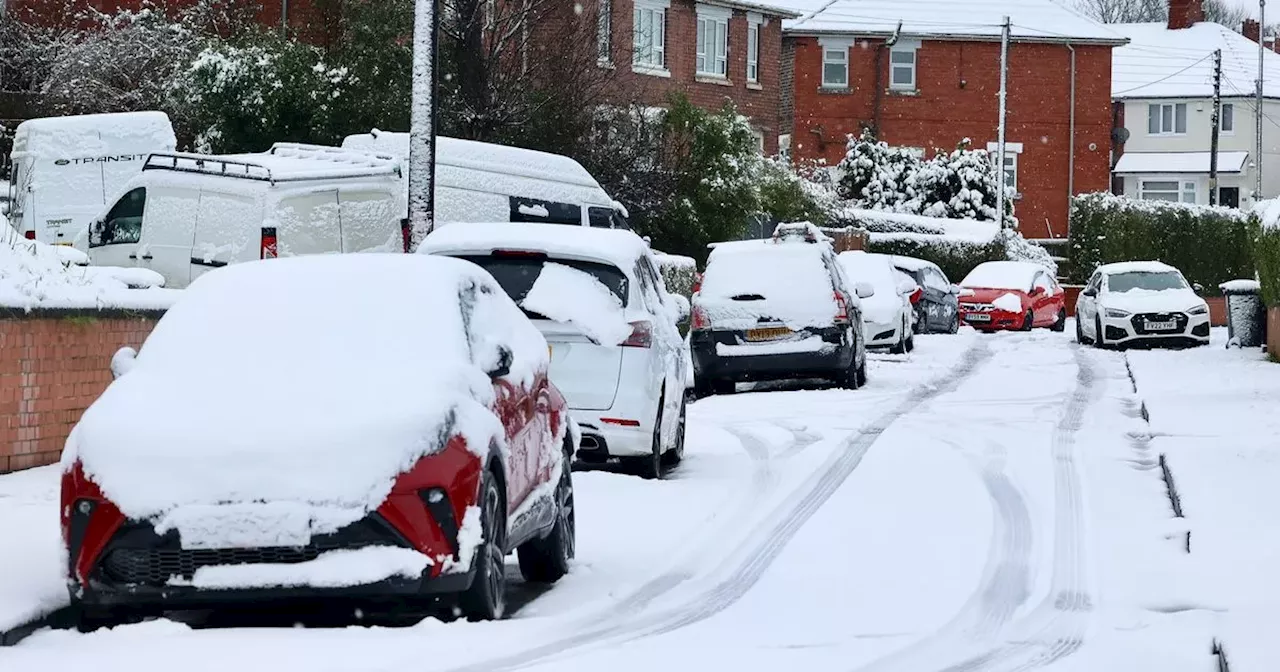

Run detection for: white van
[[6, 111, 176, 245], [86, 144, 405, 289], [340, 131, 629, 228]]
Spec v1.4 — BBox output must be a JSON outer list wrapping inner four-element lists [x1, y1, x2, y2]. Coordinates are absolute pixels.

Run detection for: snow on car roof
[[961, 261, 1048, 290], [700, 239, 839, 329], [12, 111, 175, 156], [890, 255, 941, 273], [1111, 22, 1280, 99], [782, 0, 1125, 44], [66, 254, 545, 523], [421, 222, 652, 273], [1098, 261, 1180, 275], [838, 250, 897, 285]]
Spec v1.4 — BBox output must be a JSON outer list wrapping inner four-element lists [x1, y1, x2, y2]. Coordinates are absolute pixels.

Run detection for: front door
[[1219, 187, 1240, 209], [88, 187, 146, 270]]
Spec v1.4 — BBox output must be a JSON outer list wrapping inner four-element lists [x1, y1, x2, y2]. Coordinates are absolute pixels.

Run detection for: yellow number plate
[[745, 327, 793, 342]]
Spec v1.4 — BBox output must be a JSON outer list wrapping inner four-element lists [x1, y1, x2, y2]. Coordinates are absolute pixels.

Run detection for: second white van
[[86, 144, 405, 289]]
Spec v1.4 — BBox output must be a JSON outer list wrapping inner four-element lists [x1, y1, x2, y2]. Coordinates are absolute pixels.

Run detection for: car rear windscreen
[[455, 255, 629, 311]]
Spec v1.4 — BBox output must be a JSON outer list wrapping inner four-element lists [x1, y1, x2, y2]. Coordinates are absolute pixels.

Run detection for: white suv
[[422, 223, 689, 479], [1075, 261, 1211, 349]]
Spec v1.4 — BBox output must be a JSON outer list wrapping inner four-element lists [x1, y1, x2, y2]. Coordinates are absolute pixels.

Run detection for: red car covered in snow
[[61, 255, 575, 628], [957, 261, 1067, 332]]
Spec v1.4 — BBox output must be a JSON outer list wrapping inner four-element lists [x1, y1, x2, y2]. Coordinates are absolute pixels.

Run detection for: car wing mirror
[[949, 284, 963, 295], [487, 346, 513, 379], [1082, 287, 1097, 297], [670, 294, 691, 323], [854, 282, 875, 299], [111, 347, 138, 380], [1193, 282, 1205, 293]]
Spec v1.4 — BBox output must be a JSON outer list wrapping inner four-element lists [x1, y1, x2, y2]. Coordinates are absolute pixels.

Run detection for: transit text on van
[[53, 154, 149, 166]]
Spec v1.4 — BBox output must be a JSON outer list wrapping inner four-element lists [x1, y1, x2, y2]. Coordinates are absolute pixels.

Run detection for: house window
[[1147, 103, 1188, 135], [1140, 179, 1197, 203], [751, 128, 765, 153], [1000, 153, 1017, 191], [746, 15, 761, 83], [695, 5, 730, 77], [633, 0, 667, 72], [889, 41, 918, 90], [1222, 103, 1234, 133], [597, 0, 612, 63], [820, 40, 848, 88]]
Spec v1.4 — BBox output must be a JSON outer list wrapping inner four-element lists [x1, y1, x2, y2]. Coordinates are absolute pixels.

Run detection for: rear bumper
[[690, 327, 853, 383], [864, 320, 901, 347], [573, 419, 652, 459]]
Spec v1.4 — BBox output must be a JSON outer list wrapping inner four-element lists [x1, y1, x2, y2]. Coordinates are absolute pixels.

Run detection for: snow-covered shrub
[[1000, 228, 1058, 275], [654, 252, 697, 299], [847, 210, 947, 235], [1069, 193, 1255, 290], [837, 130, 921, 212], [1251, 199, 1280, 307], [865, 235, 1006, 286], [758, 157, 829, 225]]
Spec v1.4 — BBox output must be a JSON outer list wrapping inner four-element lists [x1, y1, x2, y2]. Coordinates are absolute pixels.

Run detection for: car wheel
[[904, 319, 915, 352], [1076, 316, 1091, 344], [661, 396, 686, 467], [889, 331, 907, 354], [948, 312, 960, 334], [459, 476, 507, 621], [1020, 310, 1034, 331], [1051, 309, 1067, 333], [1094, 315, 1106, 349], [517, 458, 575, 583], [635, 403, 664, 480]]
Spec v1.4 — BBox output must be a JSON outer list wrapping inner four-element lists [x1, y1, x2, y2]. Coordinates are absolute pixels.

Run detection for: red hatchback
[[61, 255, 575, 628], [958, 261, 1067, 332]]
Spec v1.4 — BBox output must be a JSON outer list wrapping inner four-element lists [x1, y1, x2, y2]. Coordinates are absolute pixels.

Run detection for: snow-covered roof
[[782, 0, 1126, 44], [12, 111, 175, 157], [961, 260, 1050, 290], [1112, 151, 1250, 175], [1098, 260, 1179, 275], [420, 222, 652, 273], [1112, 22, 1280, 99], [890, 255, 942, 273]]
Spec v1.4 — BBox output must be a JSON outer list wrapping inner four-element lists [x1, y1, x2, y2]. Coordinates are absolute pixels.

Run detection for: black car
[[891, 256, 960, 334], [689, 223, 873, 396]]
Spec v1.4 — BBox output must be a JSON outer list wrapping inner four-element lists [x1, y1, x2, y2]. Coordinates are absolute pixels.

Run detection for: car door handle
[[129, 253, 153, 260]]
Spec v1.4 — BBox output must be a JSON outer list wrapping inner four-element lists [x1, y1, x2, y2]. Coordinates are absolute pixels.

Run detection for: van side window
[[588, 207, 614, 228], [91, 188, 146, 248], [509, 196, 582, 225]]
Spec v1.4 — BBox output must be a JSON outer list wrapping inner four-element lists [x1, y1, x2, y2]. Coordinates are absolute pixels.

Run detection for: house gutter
[[1065, 43, 1076, 240], [873, 21, 903, 137]]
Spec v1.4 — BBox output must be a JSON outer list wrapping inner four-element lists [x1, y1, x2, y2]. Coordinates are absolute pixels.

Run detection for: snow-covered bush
[[654, 252, 697, 299], [847, 210, 947, 235], [837, 130, 921, 212], [0, 228, 177, 311], [1069, 193, 1255, 290], [1251, 199, 1280, 307], [866, 236, 1006, 286]]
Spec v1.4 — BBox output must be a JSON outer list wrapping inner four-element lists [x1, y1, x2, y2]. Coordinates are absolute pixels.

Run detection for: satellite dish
[[1112, 127, 1131, 144]]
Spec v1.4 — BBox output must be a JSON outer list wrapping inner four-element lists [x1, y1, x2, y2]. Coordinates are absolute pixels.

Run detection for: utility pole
[[996, 16, 1011, 229], [1211, 49, 1222, 206], [408, 0, 439, 249], [1258, 0, 1267, 200]]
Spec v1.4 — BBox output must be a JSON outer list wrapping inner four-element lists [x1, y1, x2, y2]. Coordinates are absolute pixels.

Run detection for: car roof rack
[[143, 152, 275, 182], [268, 142, 402, 177]]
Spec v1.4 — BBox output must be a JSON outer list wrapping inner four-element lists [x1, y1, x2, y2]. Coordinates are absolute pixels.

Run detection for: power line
[[1113, 54, 1214, 95]]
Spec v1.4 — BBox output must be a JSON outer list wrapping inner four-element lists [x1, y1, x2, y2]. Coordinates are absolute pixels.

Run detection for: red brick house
[[582, 0, 799, 154], [3, 0, 311, 31], [782, 0, 1128, 240]]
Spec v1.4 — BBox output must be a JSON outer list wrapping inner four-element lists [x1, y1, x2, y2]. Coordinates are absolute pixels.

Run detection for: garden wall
[[1270, 307, 1280, 360], [0, 309, 163, 473]]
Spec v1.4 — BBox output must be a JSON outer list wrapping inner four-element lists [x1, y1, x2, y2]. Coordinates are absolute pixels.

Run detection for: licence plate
[[964, 313, 992, 322], [1145, 320, 1177, 331], [746, 327, 793, 342]]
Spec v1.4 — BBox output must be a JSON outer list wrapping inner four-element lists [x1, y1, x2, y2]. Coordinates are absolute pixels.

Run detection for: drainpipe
[[281, 0, 289, 34], [872, 21, 903, 137], [1064, 43, 1076, 240]]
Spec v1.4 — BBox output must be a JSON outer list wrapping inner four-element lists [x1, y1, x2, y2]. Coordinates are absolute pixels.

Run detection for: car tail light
[[692, 272, 703, 294], [600, 417, 641, 426], [401, 219, 412, 253], [833, 291, 850, 324], [909, 288, 923, 304], [691, 305, 710, 331], [24, 230, 36, 241], [621, 321, 652, 348], [260, 227, 278, 260]]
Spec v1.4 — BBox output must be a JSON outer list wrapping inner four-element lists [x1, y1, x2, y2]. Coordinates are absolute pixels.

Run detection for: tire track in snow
[[447, 339, 995, 672], [855, 342, 1101, 672]]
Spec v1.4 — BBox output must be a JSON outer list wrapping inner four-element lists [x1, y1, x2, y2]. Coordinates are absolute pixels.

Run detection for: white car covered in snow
[[838, 251, 916, 353], [1075, 261, 1211, 348], [422, 223, 689, 479], [61, 255, 575, 625]]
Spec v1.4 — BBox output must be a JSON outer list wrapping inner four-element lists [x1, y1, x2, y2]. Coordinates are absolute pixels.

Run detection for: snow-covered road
[[3, 328, 1277, 670]]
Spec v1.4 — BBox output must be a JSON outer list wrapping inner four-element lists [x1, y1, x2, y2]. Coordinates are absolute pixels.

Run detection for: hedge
[[655, 252, 697, 299], [865, 236, 1007, 284], [1257, 227, 1280, 307], [1068, 193, 1255, 290]]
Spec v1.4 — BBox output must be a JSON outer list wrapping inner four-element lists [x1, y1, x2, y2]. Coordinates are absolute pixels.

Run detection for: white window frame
[[1139, 178, 1197, 203], [695, 4, 731, 78], [746, 13, 762, 83], [597, 0, 612, 65], [1147, 102, 1188, 136], [1221, 102, 1235, 134], [819, 38, 851, 89], [633, 0, 670, 75], [986, 142, 1023, 194], [889, 40, 919, 91]]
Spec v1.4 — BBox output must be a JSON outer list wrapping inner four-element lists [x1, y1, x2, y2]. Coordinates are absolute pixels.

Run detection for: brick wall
[[790, 37, 1115, 239], [1270, 306, 1280, 360], [8, 0, 324, 41], [564, 0, 789, 153], [0, 310, 162, 474]]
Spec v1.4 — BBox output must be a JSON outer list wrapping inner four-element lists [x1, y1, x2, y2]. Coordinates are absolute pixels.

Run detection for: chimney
[[1244, 19, 1261, 43], [1168, 0, 1204, 30]]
